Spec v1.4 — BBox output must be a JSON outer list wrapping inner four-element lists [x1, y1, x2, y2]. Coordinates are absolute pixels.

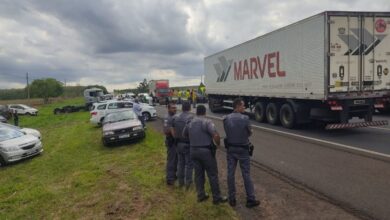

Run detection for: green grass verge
[[0, 98, 237, 219]]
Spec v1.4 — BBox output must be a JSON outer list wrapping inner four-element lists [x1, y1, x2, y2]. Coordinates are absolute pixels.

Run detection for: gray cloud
[[1, 0, 390, 90]]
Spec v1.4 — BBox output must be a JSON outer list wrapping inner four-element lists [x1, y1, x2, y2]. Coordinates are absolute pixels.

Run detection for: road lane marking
[[368, 126, 390, 131], [206, 114, 390, 160]]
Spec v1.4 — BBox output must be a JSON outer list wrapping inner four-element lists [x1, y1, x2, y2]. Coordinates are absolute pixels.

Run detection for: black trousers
[[165, 138, 177, 183]]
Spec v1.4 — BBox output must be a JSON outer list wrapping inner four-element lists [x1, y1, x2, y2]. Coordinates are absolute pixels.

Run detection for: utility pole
[[26, 72, 30, 99]]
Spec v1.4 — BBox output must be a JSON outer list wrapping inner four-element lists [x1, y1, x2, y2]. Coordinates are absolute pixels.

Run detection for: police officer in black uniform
[[224, 98, 260, 208], [183, 105, 228, 204], [171, 102, 194, 188], [163, 102, 178, 185]]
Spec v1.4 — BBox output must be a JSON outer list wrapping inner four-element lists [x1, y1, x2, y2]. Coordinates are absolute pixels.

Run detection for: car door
[[96, 104, 107, 120], [18, 106, 26, 114]]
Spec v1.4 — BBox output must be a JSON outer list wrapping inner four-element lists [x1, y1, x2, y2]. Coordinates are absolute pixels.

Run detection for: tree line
[[0, 78, 108, 103], [0, 78, 151, 102]]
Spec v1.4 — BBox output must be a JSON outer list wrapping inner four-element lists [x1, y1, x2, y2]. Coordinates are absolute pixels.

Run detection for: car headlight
[[132, 126, 143, 131], [104, 131, 114, 136]]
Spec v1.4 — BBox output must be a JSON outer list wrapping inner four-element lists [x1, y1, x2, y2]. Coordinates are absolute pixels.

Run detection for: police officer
[[183, 105, 228, 204], [171, 101, 193, 189], [224, 98, 260, 208], [163, 102, 178, 185]]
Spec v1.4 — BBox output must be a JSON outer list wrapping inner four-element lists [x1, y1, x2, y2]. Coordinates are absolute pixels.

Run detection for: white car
[[138, 93, 153, 105], [90, 100, 157, 125], [8, 104, 38, 116], [0, 126, 43, 166], [0, 123, 41, 139]]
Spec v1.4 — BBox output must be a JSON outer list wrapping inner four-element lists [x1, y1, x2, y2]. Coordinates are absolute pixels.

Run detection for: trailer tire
[[280, 103, 296, 128], [266, 103, 280, 125], [209, 98, 219, 113], [254, 102, 266, 122]]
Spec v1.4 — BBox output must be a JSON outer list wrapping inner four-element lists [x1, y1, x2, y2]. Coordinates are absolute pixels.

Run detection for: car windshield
[[103, 111, 136, 124], [19, 104, 30, 108], [0, 127, 24, 142]]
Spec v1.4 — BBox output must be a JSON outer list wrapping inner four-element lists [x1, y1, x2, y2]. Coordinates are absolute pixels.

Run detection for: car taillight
[[91, 112, 97, 116]]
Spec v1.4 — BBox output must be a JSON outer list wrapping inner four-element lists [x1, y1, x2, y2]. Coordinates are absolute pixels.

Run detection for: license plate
[[119, 134, 130, 139], [354, 100, 365, 105]]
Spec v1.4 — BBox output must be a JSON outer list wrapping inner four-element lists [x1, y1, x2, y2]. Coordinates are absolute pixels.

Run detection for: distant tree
[[137, 78, 149, 93], [86, 85, 108, 94], [30, 78, 64, 104]]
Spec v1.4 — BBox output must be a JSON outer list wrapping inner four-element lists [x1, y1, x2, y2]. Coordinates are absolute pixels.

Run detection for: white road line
[[368, 126, 390, 131], [206, 114, 390, 159]]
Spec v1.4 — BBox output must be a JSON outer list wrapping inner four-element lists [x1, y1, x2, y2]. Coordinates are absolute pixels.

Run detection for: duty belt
[[190, 145, 211, 149], [226, 143, 249, 149], [176, 138, 190, 144]]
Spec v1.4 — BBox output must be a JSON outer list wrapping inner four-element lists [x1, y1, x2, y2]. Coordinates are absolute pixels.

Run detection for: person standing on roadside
[[223, 98, 260, 208], [133, 99, 145, 128], [164, 102, 178, 185], [192, 90, 197, 108], [171, 101, 193, 189], [183, 105, 228, 204], [13, 109, 19, 126]]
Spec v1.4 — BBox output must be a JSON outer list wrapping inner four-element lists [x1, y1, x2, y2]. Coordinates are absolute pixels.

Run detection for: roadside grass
[[0, 98, 237, 219]]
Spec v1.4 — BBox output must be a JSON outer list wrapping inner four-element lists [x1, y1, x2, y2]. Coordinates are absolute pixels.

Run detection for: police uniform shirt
[[164, 114, 175, 136], [183, 116, 216, 146], [172, 112, 193, 141], [223, 112, 251, 145]]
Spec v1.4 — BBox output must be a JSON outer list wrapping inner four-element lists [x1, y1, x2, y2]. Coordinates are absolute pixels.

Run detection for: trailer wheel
[[266, 103, 280, 125], [280, 103, 296, 128], [254, 102, 266, 122], [209, 98, 218, 113]]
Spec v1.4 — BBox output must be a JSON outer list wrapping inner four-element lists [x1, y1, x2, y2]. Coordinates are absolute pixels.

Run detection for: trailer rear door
[[362, 16, 390, 91], [329, 15, 390, 93]]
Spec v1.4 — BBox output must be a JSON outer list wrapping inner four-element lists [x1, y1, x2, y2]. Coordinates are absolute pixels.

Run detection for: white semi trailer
[[205, 11, 390, 129]]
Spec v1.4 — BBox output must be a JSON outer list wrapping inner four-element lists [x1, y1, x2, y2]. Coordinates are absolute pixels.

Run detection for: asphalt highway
[[155, 104, 390, 220]]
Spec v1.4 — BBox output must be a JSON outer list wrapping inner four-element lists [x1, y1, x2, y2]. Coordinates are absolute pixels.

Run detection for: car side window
[[97, 104, 107, 110], [123, 102, 133, 108], [108, 103, 118, 109]]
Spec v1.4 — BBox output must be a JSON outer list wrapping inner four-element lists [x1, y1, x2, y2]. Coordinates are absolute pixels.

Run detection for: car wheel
[[102, 139, 109, 147], [142, 112, 151, 121], [0, 156, 6, 167], [26, 112, 31, 116], [54, 108, 61, 114]]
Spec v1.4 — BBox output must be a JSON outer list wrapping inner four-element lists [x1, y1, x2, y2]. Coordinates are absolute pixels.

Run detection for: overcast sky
[[0, 0, 389, 91]]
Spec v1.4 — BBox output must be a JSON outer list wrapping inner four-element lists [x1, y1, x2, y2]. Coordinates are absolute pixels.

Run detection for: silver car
[[102, 110, 145, 146], [0, 126, 43, 166]]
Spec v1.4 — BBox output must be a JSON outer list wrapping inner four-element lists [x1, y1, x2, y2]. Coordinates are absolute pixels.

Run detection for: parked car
[[0, 116, 7, 123], [102, 110, 145, 146], [8, 104, 38, 116], [0, 123, 41, 140], [0, 105, 12, 119], [137, 93, 153, 105], [90, 100, 157, 125], [0, 126, 43, 166], [53, 105, 87, 114]]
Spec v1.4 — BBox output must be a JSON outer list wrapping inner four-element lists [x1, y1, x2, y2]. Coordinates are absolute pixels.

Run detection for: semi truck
[[205, 11, 390, 129], [149, 80, 171, 104]]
